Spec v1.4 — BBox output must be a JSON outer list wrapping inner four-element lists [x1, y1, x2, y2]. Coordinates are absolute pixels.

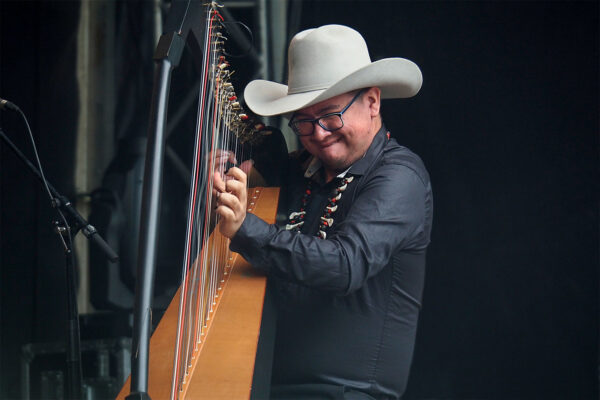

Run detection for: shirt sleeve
[[229, 163, 429, 294]]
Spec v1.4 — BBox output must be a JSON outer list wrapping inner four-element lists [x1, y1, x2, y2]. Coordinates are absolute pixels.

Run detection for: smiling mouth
[[319, 137, 341, 148]]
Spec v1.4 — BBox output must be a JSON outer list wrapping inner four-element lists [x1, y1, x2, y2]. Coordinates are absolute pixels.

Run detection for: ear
[[364, 87, 381, 117]]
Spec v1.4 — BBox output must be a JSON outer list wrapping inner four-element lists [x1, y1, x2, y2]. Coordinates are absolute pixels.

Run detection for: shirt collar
[[303, 124, 389, 180]]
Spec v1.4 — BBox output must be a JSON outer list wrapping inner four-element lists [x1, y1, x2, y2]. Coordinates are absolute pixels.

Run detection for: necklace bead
[[285, 176, 355, 238]]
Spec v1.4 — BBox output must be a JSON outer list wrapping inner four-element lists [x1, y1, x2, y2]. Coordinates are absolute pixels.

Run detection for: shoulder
[[287, 148, 313, 176], [379, 139, 430, 187]]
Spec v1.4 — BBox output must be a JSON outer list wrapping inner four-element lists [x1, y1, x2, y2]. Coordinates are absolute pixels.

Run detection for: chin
[[320, 148, 345, 164], [321, 157, 350, 173]]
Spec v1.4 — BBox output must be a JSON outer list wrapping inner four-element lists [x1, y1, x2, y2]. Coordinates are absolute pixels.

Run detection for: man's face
[[293, 87, 381, 177]]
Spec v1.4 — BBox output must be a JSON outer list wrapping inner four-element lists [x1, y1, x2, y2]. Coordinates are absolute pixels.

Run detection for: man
[[215, 25, 432, 399]]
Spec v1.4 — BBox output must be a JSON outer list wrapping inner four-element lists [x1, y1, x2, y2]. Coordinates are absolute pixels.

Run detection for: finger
[[215, 204, 235, 221], [216, 191, 240, 209], [213, 177, 226, 194], [225, 179, 247, 200], [225, 166, 247, 185], [211, 153, 233, 175], [228, 151, 238, 165], [239, 159, 254, 175], [214, 150, 238, 164], [212, 150, 229, 164]]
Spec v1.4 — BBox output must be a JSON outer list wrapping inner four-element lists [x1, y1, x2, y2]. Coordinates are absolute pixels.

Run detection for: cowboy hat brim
[[244, 57, 422, 117]]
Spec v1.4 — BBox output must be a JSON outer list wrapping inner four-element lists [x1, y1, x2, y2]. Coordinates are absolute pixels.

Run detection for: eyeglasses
[[288, 89, 365, 137]]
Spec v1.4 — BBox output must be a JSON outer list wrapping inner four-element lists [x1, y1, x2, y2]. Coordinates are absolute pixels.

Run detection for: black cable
[[13, 105, 75, 249], [15, 105, 54, 203], [177, 0, 193, 35]]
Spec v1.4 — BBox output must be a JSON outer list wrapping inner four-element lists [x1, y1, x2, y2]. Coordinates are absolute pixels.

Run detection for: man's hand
[[212, 151, 251, 239]]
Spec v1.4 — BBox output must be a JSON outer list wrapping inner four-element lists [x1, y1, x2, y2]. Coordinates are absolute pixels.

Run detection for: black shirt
[[231, 125, 433, 399]]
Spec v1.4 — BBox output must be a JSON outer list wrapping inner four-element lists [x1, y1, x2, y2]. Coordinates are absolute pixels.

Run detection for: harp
[[117, 2, 279, 398], [117, 188, 278, 400]]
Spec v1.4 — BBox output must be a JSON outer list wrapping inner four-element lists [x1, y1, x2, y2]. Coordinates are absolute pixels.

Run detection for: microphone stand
[[0, 126, 119, 399]]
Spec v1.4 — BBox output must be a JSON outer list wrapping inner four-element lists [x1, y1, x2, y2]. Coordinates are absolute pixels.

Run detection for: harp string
[[169, 3, 262, 398], [170, 4, 218, 398]]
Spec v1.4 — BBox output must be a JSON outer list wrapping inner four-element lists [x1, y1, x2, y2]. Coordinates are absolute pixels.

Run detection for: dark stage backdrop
[[296, 1, 598, 398], [0, 1, 80, 398], [0, 1, 597, 399]]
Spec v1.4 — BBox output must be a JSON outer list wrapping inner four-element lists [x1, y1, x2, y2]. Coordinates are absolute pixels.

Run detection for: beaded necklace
[[285, 175, 355, 239]]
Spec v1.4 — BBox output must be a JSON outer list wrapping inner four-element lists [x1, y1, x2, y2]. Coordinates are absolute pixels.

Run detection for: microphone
[[0, 98, 19, 111]]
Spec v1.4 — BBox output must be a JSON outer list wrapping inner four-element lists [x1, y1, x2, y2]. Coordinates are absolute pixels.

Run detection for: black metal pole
[[126, 32, 184, 400], [63, 238, 83, 400]]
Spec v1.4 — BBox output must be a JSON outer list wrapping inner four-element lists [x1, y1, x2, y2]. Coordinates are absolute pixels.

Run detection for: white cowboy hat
[[244, 24, 423, 117]]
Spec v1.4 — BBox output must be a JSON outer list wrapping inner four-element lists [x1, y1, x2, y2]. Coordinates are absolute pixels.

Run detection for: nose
[[312, 123, 331, 141]]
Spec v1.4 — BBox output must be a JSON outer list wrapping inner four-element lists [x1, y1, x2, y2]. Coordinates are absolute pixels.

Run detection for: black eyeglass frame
[[288, 89, 366, 137]]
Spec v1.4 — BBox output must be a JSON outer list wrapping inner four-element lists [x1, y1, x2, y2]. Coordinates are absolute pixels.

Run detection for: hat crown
[[287, 25, 372, 94]]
